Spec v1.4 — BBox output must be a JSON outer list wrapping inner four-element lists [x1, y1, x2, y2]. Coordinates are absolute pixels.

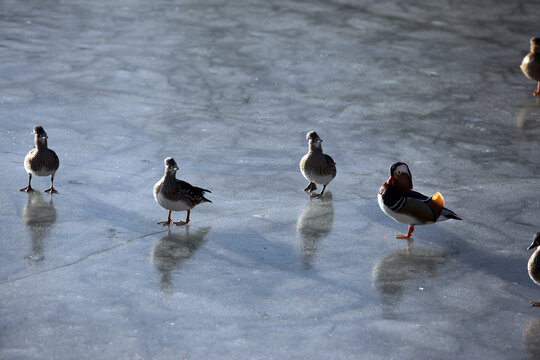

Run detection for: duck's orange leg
[[44, 174, 58, 194], [304, 182, 316, 192], [530, 82, 540, 96], [157, 210, 173, 226], [19, 174, 34, 192], [310, 185, 327, 199], [174, 210, 190, 226], [396, 225, 414, 239]]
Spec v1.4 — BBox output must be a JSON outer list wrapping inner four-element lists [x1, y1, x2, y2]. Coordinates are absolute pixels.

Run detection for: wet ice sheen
[[1, 0, 540, 359]]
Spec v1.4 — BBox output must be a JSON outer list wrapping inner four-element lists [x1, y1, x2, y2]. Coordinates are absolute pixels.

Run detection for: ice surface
[[2, 0, 540, 358]]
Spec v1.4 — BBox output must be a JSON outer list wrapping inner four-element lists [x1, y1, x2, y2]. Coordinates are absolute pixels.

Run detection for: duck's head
[[33, 125, 48, 143], [164, 157, 179, 174], [306, 131, 322, 148], [528, 232, 540, 251], [530, 37, 540, 54], [388, 162, 413, 193]]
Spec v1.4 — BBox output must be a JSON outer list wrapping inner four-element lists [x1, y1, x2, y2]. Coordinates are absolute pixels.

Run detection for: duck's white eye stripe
[[395, 164, 409, 176]]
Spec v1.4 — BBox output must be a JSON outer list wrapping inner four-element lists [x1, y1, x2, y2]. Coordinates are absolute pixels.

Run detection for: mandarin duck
[[527, 232, 540, 306], [378, 162, 461, 238]]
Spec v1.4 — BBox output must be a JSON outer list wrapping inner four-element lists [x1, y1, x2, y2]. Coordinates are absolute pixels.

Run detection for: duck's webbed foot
[[20, 174, 33, 192], [529, 82, 540, 96], [309, 185, 327, 199], [174, 210, 190, 226], [158, 211, 173, 226], [396, 225, 415, 239], [304, 182, 317, 192]]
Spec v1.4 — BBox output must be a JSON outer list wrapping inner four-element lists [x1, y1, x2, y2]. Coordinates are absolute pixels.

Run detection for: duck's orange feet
[[396, 225, 415, 239], [530, 82, 540, 96], [309, 185, 327, 199], [157, 210, 173, 226], [174, 210, 190, 226], [304, 182, 317, 192]]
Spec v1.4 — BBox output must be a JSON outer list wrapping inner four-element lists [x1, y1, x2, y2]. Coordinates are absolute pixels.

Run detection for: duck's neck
[[393, 177, 412, 194], [35, 137, 48, 150], [163, 170, 176, 182], [309, 142, 323, 153], [531, 40, 540, 54]]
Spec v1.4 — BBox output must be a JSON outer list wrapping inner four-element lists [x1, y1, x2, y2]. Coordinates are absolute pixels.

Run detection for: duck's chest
[[156, 191, 191, 211], [25, 150, 58, 175], [300, 154, 334, 183], [529, 250, 540, 285], [521, 54, 540, 80]]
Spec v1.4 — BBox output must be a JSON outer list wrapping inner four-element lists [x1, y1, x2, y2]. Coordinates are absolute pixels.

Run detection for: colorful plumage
[[527, 232, 540, 307], [378, 162, 461, 238]]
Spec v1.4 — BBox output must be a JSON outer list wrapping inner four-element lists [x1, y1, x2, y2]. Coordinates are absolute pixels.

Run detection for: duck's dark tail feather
[[441, 207, 462, 220]]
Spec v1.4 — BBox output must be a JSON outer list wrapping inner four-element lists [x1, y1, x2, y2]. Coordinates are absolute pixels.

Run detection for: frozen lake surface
[[2, 0, 540, 358]]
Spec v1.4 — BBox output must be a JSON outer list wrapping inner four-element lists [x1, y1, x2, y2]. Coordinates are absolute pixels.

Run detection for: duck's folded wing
[[175, 180, 212, 204], [324, 154, 336, 166], [397, 196, 437, 223], [408, 190, 430, 201]]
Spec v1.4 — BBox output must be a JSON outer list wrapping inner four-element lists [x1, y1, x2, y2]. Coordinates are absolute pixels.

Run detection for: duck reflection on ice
[[372, 239, 450, 306], [515, 97, 540, 132], [296, 192, 334, 269], [151, 226, 211, 292], [22, 191, 57, 263], [523, 318, 540, 360]]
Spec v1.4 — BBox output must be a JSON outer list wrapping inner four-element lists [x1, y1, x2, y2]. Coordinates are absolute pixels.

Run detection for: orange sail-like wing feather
[[427, 192, 445, 218]]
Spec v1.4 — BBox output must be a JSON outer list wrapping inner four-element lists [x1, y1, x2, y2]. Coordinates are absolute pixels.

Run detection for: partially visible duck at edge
[[527, 232, 540, 307], [520, 37, 540, 96]]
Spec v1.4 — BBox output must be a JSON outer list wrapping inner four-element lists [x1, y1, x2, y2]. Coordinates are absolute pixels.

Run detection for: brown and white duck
[[20, 125, 60, 194], [299, 131, 336, 199], [520, 37, 540, 96], [527, 232, 540, 307], [378, 162, 461, 238], [153, 157, 211, 226]]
